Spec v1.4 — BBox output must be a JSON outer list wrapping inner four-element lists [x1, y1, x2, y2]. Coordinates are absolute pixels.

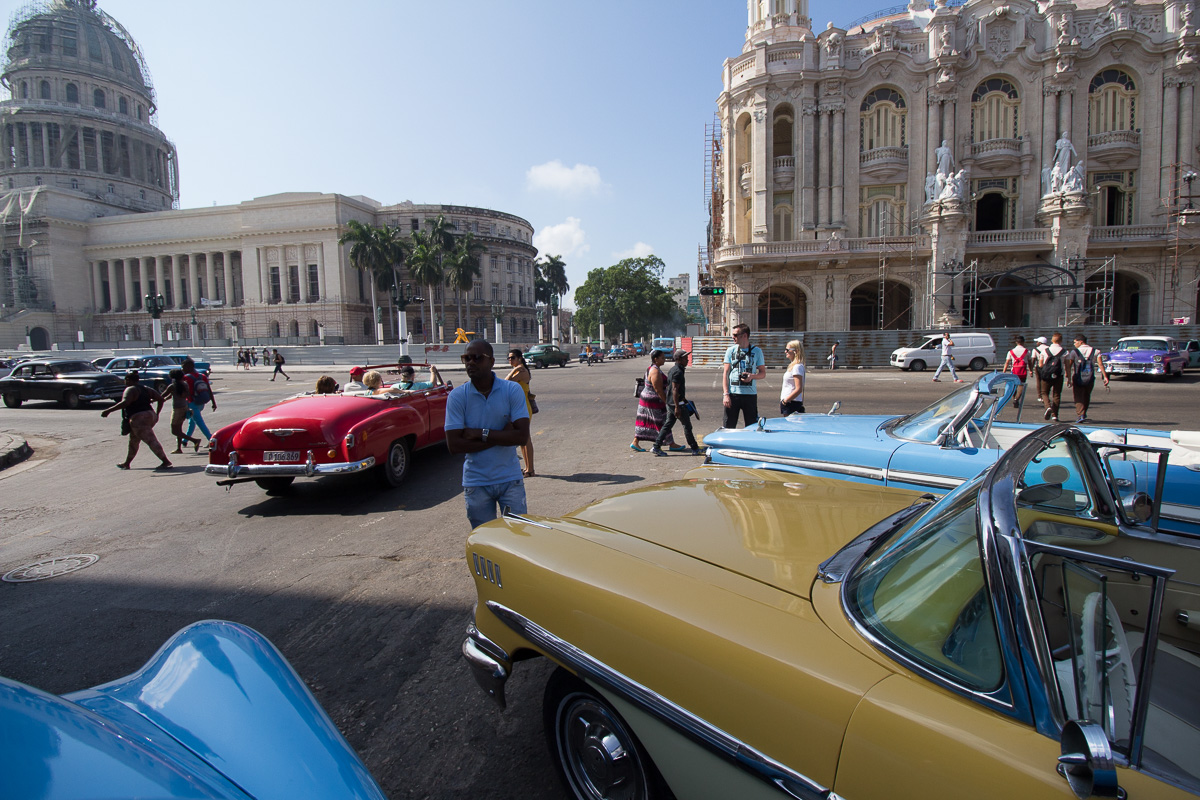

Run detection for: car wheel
[[61, 390, 81, 409], [376, 438, 412, 488], [543, 668, 672, 800], [255, 477, 295, 494], [559, 359, 567, 367], [2, 392, 22, 408], [969, 357, 988, 372], [909, 359, 926, 372]]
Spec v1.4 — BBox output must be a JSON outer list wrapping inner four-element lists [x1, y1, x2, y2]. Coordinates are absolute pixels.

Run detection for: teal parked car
[[524, 344, 571, 368]]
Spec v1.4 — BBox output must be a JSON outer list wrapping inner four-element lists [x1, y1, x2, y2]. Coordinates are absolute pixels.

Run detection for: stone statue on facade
[[925, 173, 939, 203], [935, 139, 954, 176], [938, 169, 967, 200], [1053, 132, 1077, 176], [1062, 161, 1086, 194]]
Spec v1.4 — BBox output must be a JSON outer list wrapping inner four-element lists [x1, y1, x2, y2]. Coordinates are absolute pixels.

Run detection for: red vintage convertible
[[205, 364, 449, 493]]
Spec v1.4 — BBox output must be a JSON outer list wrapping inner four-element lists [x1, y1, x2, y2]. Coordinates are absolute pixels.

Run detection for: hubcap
[[389, 444, 406, 477], [558, 695, 644, 800]]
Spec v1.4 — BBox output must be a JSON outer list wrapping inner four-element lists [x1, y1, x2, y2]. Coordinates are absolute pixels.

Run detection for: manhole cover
[[2, 554, 100, 583]]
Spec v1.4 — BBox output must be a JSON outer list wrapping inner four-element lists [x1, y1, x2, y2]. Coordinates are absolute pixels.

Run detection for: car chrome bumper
[[204, 451, 376, 479], [462, 621, 511, 710], [1107, 364, 1163, 374]]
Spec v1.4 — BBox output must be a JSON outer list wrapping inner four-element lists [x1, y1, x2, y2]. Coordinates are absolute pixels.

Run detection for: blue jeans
[[185, 402, 212, 440], [933, 356, 959, 380], [464, 479, 527, 530]]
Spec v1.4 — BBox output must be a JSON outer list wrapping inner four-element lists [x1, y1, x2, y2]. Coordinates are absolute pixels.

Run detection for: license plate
[[264, 451, 301, 462]]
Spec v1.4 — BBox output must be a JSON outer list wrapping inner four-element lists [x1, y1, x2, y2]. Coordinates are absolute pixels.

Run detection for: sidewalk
[[0, 432, 33, 472]]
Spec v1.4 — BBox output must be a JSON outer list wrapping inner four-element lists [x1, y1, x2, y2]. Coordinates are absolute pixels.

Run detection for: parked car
[[2, 619, 385, 799], [704, 371, 1200, 536], [206, 376, 449, 493], [90, 356, 115, 369], [0, 358, 125, 408], [524, 344, 571, 369], [1185, 339, 1200, 368], [163, 352, 213, 376], [101, 354, 182, 390], [1102, 335, 1188, 378], [607, 345, 627, 359], [577, 347, 603, 365], [890, 331, 995, 372], [622, 344, 638, 358], [464, 424, 1200, 799]]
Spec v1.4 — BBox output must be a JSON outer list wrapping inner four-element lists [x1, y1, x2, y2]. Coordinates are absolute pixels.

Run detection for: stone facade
[[707, 0, 1200, 334], [0, 1, 536, 350]]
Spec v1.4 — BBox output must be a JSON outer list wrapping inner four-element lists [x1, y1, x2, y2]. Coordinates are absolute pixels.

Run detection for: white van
[[891, 332, 996, 372]]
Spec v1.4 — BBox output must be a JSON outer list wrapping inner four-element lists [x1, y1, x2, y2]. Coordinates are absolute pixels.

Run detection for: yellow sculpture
[[453, 327, 475, 344]]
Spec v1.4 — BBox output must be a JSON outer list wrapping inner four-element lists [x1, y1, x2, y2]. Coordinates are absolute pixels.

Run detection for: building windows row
[[17, 78, 146, 120]]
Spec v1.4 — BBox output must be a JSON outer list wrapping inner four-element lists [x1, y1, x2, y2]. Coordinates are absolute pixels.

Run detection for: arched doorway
[[28, 326, 50, 350], [972, 275, 1026, 328], [850, 280, 912, 330], [1114, 270, 1141, 325], [758, 287, 806, 331], [974, 192, 1007, 231]]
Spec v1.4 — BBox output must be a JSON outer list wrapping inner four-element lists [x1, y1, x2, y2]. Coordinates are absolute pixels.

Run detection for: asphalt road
[[1, 359, 1198, 799]]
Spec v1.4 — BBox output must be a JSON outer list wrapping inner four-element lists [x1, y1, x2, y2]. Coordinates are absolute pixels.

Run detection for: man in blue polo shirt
[[445, 340, 531, 529]]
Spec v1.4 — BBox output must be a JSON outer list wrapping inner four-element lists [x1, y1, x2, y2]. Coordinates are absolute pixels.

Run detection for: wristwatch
[[482, 428, 490, 443]]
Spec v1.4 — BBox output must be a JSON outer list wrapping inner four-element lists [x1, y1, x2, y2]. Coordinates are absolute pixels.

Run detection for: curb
[[0, 439, 33, 471]]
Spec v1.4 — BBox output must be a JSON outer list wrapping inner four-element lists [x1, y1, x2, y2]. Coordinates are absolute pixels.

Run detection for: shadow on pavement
[[539, 472, 642, 485]]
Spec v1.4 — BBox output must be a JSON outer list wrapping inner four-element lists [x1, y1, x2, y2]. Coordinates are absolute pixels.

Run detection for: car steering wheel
[[1081, 592, 1137, 742]]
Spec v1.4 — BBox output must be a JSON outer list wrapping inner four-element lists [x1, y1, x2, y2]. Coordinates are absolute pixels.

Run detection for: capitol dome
[[0, 0, 178, 212]]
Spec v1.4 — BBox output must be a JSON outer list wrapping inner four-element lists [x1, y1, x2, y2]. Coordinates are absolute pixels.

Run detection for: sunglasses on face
[[461, 354, 489, 363]]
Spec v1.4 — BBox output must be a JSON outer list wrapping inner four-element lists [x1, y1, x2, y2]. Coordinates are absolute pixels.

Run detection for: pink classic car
[[205, 367, 449, 493]]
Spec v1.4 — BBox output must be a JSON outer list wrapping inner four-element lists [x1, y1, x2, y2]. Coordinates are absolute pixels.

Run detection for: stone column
[[91, 261, 104, 311], [169, 255, 181, 308], [187, 254, 199, 308], [1042, 87, 1058, 184], [943, 101, 956, 166], [315, 243, 326, 302], [832, 104, 845, 226], [801, 105, 816, 229], [1058, 90, 1073, 147], [122, 259, 134, 313], [818, 108, 830, 226], [40, 122, 49, 167], [205, 252, 217, 302], [1163, 78, 1181, 200], [153, 255, 164, 299], [1181, 80, 1195, 169], [76, 127, 85, 170], [96, 128, 105, 175], [223, 250, 234, 305], [928, 98, 941, 174], [243, 247, 263, 304], [752, 106, 769, 240]]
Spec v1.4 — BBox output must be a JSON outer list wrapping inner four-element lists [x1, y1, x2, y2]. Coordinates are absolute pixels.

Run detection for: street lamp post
[[390, 283, 423, 361], [1185, 170, 1198, 209], [490, 301, 505, 344], [436, 312, 444, 347], [550, 296, 560, 346], [597, 307, 606, 347], [189, 305, 199, 346], [145, 293, 166, 354], [536, 307, 545, 344]]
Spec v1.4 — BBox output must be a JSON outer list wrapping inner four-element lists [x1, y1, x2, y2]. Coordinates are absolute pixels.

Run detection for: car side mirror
[[827, 401, 841, 415], [1057, 721, 1121, 798]]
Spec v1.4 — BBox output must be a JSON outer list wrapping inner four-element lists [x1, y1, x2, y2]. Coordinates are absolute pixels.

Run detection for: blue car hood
[[704, 413, 895, 456]]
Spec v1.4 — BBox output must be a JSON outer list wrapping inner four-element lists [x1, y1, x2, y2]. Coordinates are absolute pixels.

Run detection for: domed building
[[0, 1, 537, 350], [705, 0, 1200, 334]]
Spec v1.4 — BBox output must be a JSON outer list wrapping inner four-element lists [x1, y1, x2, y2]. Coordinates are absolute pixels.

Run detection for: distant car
[[1102, 335, 1188, 378], [622, 344, 637, 358], [891, 331, 996, 372], [90, 356, 115, 369], [1, 620, 385, 799], [607, 345, 626, 359], [577, 347, 603, 365], [163, 352, 213, 376], [1184, 339, 1200, 368], [0, 358, 125, 408], [525, 344, 571, 368], [632, 342, 645, 355], [101, 354, 181, 391], [206, 378, 449, 493]]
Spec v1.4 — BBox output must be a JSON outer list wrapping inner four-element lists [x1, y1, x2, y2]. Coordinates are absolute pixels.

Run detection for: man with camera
[[721, 323, 767, 428]]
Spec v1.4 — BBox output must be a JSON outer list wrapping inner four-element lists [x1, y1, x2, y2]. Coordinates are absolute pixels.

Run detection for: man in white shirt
[[931, 332, 963, 383], [1066, 333, 1109, 423], [343, 366, 369, 394]]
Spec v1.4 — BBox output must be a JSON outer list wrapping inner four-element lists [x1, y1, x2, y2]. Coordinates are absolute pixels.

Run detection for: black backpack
[[1040, 350, 1063, 381]]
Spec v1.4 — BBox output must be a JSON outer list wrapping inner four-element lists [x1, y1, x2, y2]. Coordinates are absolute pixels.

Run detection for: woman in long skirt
[[631, 350, 679, 451]]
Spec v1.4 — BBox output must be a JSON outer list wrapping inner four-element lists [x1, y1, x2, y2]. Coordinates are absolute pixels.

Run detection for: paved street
[[1, 358, 1198, 798]]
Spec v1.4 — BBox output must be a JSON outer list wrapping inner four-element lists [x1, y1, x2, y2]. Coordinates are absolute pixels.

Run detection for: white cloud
[[525, 160, 604, 194], [614, 242, 655, 259], [534, 217, 589, 259]]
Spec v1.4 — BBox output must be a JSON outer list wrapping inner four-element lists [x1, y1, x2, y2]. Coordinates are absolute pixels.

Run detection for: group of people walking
[[232, 347, 290, 381], [102, 357, 216, 470], [1002, 332, 1109, 423]]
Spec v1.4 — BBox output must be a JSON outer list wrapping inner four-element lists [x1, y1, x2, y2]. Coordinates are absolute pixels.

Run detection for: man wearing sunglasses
[[445, 340, 531, 529], [721, 323, 766, 428]]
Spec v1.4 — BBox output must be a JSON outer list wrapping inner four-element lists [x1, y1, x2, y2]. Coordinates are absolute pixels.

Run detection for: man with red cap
[[344, 366, 368, 393]]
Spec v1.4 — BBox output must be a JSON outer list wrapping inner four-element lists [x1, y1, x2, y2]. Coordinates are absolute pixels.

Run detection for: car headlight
[[1153, 355, 1163, 363]]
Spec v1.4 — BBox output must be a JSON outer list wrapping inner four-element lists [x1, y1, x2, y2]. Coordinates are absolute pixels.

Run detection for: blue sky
[[16, 0, 859, 307]]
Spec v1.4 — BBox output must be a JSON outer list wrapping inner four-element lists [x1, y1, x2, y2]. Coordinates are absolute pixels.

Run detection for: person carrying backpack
[[182, 357, 217, 442], [1037, 332, 1067, 422], [1067, 333, 1109, 423], [1002, 335, 1032, 410], [270, 348, 290, 382]]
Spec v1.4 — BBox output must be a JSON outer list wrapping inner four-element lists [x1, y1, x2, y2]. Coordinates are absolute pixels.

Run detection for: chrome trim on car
[[204, 451, 376, 479], [485, 600, 841, 800], [472, 552, 503, 588], [262, 428, 307, 437], [463, 622, 510, 710], [500, 510, 553, 529], [884, 470, 964, 490], [712, 448, 885, 481]]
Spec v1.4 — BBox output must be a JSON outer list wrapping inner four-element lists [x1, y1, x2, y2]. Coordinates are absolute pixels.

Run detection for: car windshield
[[906, 337, 937, 349], [52, 361, 101, 374], [1115, 339, 1169, 352], [141, 356, 175, 367], [890, 381, 993, 443], [846, 483, 1002, 691]]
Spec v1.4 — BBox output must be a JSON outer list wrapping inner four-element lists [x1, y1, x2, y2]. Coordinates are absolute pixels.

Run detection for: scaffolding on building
[[875, 207, 921, 330], [1064, 255, 1117, 326], [1160, 161, 1200, 324], [926, 257, 978, 329]]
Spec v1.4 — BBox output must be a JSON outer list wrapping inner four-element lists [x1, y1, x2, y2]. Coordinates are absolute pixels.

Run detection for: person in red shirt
[[182, 357, 217, 442]]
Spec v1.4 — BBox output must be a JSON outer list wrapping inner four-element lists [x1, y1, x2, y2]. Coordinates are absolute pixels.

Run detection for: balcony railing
[[1087, 130, 1140, 149], [860, 145, 908, 166], [1090, 224, 1167, 241], [966, 229, 1052, 246], [773, 156, 795, 169], [715, 235, 929, 260], [969, 138, 1022, 159]]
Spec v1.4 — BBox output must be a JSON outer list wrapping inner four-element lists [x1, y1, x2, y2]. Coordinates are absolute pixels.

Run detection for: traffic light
[[699, 286, 726, 296]]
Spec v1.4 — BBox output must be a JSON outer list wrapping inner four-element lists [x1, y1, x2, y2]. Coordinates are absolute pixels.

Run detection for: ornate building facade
[[706, 0, 1200, 333], [0, 1, 537, 349]]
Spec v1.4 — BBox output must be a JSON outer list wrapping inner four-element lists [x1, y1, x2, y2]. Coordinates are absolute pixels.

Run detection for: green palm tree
[[424, 215, 456, 341], [406, 230, 439, 343], [338, 220, 387, 342], [376, 224, 412, 339], [537, 254, 570, 338], [444, 232, 486, 330]]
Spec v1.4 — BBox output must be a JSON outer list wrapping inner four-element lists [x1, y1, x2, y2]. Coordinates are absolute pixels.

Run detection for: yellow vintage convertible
[[464, 424, 1200, 799]]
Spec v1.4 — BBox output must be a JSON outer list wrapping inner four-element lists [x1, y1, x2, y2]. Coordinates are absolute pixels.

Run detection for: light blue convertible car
[[0, 620, 385, 800], [704, 372, 1200, 536]]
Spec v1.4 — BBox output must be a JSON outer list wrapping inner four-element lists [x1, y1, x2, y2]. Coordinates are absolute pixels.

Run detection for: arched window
[[773, 105, 794, 158], [288, 319, 299, 338], [118, 96, 128, 115], [93, 88, 105, 108], [860, 87, 906, 151], [310, 319, 320, 337], [363, 317, 372, 338], [65, 83, 78, 103], [137, 104, 144, 120], [1091, 170, 1135, 226], [971, 78, 1019, 142], [773, 192, 794, 241], [736, 113, 754, 243], [19, 81, 28, 99], [859, 184, 907, 236], [39, 81, 50, 100], [108, 40, 123, 71], [270, 320, 281, 338], [1089, 69, 1137, 134]]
